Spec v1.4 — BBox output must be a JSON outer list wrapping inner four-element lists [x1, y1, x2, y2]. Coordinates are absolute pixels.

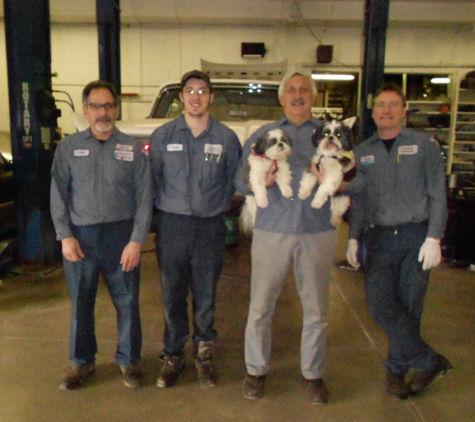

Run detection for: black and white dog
[[241, 129, 292, 234], [298, 117, 357, 227]]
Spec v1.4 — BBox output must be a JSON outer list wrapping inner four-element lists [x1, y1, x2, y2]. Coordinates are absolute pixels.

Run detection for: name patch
[[114, 150, 134, 162], [73, 149, 90, 157], [398, 145, 418, 155], [167, 144, 183, 152]]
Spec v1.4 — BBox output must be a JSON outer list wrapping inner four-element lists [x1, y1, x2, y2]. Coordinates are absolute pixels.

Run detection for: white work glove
[[346, 238, 360, 269], [418, 237, 441, 271]]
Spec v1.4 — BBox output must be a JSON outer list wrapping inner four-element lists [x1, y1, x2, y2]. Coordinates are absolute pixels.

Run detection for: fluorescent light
[[430, 77, 450, 84], [312, 74, 355, 81]]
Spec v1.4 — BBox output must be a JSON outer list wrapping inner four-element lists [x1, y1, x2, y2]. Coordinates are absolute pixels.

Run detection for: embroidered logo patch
[[116, 143, 133, 151], [360, 155, 375, 165]]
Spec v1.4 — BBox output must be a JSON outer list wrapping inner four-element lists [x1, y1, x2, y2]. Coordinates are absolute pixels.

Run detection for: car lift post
[[4, 0, 61, 265]]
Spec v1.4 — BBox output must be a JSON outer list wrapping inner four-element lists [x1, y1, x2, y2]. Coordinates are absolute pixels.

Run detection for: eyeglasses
[[183, 88, 210, 96], [88, 102, 116, 111]]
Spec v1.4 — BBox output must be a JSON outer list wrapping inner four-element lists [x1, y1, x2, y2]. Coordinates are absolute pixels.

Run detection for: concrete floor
[[0, 224, 474, 422]]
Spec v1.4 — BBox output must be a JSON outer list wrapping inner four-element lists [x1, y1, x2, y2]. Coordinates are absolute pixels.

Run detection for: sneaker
[[156, 355, 186, 388], [119, 365, 143, 389], [408, 354, 453, 395], [59, 364, 95, 391], [303, 378, 329, 405], [194, 341, 217, 388], [242, 374, 266, 400], [386, 369, 408, 400]]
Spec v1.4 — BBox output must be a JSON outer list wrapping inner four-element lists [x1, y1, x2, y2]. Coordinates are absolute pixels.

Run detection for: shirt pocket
[[106, 158, 134, 186], [71, 155, 95, 183]]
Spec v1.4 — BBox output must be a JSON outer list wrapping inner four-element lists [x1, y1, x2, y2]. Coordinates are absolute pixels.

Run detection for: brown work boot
[[194, 341, 217, 388], [303, 377, 329, 405], [119, 364, 143, 389], [59, 364, 96, 391], [242, 373, 266, 400], [156, 355, 186, 388], [386, 369, 408, 400], [408, 354, 453, 395]]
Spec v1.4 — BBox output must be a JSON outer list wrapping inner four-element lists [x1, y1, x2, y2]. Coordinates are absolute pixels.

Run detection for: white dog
[[241, 129, 292, 234], [298, 117, 356, 227]]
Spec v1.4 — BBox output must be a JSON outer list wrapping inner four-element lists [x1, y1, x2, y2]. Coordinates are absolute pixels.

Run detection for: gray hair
[[278, 70, 317, 98], [82, 80, 118, 106]]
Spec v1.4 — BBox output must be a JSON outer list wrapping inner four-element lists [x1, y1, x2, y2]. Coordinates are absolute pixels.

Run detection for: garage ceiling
[[0, 0, 474, 29]]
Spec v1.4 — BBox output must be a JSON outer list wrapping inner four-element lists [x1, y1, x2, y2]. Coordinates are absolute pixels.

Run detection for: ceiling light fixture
[[430, 77, 450, 84], [311, 73, 355, 81]]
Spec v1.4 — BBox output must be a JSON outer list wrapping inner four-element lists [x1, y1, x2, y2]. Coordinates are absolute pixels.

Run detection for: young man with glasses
[[149, 70, 242, 389], [50, 80, 152, 391]]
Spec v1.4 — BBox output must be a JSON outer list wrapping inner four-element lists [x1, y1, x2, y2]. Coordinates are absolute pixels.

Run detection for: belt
[[371, 220, 428, 235]]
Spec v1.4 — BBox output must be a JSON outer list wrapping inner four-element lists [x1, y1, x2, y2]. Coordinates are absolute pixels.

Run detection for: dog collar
[[252, 153, 279, 174]]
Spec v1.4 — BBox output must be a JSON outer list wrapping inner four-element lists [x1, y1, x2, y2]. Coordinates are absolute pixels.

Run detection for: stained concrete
[[0, 225, 474, 422]]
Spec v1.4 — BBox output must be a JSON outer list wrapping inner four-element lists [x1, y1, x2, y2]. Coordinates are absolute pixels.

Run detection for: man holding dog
[[149, 70, 241, 388], [235, 70, 335, 405], [345, 83, 451, 400]]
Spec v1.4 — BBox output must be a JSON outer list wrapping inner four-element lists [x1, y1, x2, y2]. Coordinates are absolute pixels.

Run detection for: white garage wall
[[0, 21, 474, 137]]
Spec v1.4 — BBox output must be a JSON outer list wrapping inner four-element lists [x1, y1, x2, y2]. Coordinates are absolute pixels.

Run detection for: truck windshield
[[150, 83, 284, 121]]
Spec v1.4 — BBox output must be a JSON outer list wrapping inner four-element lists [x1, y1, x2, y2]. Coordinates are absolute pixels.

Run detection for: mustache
[[95, 116, 112, 123], [291, 98, 305, 106]]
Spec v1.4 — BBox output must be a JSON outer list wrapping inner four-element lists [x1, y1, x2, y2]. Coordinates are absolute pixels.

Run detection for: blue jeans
[[364, 221, 436, 375], [154, 210, 227, 357], [63, 220, 142, 367]]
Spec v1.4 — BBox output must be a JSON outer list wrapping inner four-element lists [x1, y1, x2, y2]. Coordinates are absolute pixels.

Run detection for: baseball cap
[[180, 70, 213, 92]]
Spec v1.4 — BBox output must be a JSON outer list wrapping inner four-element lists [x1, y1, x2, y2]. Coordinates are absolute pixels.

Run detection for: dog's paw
[[330, 215, 343, 227], [255, 196, 268, 208], [298, 188, 311, 200], [311, 195, 326, 209], [281, 186, 293, 198]]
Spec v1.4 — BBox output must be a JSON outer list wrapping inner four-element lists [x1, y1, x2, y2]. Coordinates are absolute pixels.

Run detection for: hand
[[61, 237, 85, 262], [120, 241, 142, 272], [418, 237, 441, 271], [346, 238, 360, 269], [248, 170, 277, 192], [311, 161, 325, 185]]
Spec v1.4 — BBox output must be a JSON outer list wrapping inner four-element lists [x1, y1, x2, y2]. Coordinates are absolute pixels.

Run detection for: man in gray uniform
[[150, 70, 242, 388], [235, 71, 333, 405], [345, 83, 451, 400], [51, 80, 152, 390]]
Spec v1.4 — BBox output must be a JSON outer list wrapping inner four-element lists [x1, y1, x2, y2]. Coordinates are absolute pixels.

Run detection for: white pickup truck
[[72, 79, 285, 146]]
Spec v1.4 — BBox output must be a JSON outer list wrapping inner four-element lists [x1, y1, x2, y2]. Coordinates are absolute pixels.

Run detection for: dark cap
[[180, 70, 212, 92]]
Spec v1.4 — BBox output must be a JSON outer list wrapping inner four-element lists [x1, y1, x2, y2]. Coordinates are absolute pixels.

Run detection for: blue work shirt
[[150, 115, 242, 217], [347, 127, 448, 240], [234, 116, 334, 234], [50, 128, 153, 244]]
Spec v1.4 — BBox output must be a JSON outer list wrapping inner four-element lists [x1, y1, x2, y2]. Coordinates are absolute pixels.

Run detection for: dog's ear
[[343, 116, 357, 129], [311, 127, 322, 147], [281, 130, 292, 147], [252, 135, 268, 155]]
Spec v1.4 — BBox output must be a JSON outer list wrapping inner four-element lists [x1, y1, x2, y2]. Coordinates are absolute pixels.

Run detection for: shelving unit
[[406, 101, 452, 159], [449, 88, 475, 176]]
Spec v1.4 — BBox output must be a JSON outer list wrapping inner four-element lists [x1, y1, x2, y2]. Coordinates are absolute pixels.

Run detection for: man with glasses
[[51, 80, 152, 390], [149, 70, 242, 389]]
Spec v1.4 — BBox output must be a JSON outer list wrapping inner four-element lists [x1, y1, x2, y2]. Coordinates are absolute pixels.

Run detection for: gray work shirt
[[150, 115, 242, 217], [234, 116, 334, 234], [347, 127, 448, 240], [50, 128, 153, 243]]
